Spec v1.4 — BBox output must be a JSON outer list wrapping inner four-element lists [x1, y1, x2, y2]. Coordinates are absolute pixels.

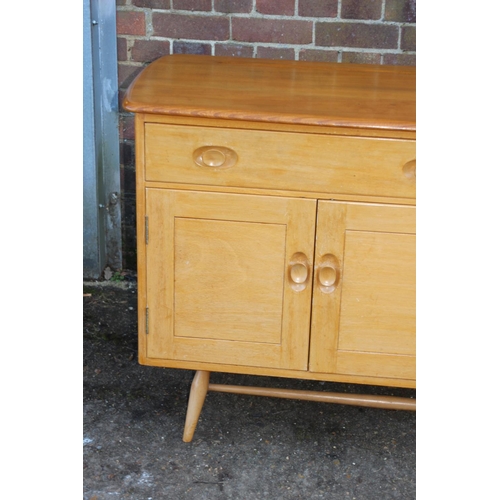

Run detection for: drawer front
[[145, 123, 416, 199]]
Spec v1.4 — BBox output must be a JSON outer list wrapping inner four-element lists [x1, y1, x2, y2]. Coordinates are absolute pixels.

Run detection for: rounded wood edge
[[139, 358, 416, 389], [142, 113, 417, 140]]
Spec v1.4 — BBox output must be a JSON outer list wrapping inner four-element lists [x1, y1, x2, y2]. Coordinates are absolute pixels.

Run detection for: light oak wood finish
[[136, 357, 416, 388], [309, 202, 416, 380], [144, 179, 415, 206], [183, 370, 210, 443], [208, 382, 416, 411], [124, 55, 416, 132], [145, 123, 416, 199], [123, 55, 416, 442], [141, 113, 416, 140], [146, 189, 316, 370]]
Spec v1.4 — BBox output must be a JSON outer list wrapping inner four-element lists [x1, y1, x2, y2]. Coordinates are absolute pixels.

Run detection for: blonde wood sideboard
[[123, 55, 416, 442]]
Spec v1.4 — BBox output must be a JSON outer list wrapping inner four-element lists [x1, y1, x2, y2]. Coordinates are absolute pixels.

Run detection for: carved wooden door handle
[[318, 266, 337, 287], [290, 263, 308, 284], [288, 253, 310, 292], [317, 254, 340, 294]]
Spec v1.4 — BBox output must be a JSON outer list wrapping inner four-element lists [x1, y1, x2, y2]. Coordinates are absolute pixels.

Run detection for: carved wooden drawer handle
[[289, 253, 310, 292], [403, 159, 416, 179], [193, 146, 238, 169], [317, 254, 340, 294]]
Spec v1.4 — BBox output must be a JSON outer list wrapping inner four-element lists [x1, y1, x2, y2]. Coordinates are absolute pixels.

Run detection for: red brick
[[256, 0, 295, 16], [299, 49, 339, 62], [385, 0, 416, 23], [299, 0, 338, 17], [116, 11, 146, 36], [232, 18, 313, 44], [153, 13, 230, 40], [214, 43, 254, 57], [341, 51, 382, 64], [131, 40, 171, 63], [341, 0, 382, 20], [117, 37, 128, 62], [172, 0, 211, 11], [132, 0, 169, 7], [401, 26, 416, 52], [316, 22, 398, 49], [214, 0, 252, 13], [383, 53, 416, 66], [173, 41, 212, 54], [256, 46, 295, 60]]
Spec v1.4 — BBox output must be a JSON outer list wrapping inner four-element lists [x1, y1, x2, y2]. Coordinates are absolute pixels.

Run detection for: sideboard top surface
[[123, 55, 416, 133]]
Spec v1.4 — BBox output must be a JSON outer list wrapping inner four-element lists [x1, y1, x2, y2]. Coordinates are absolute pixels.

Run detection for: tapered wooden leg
[[182, 371, 210, 442]]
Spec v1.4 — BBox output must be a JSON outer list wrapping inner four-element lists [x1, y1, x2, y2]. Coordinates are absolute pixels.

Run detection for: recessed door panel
[[173, 217, 286, 344], [338, 230, 415, 355]]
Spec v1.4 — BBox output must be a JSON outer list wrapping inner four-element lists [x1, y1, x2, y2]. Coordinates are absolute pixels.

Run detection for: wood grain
[[123, 55, 416, 132], [309, 201, 416, 380], [145, 189, 317, 371], [145, 123, 416, 199], [183, 371, 210, 443], [208, 383, 416, 411]]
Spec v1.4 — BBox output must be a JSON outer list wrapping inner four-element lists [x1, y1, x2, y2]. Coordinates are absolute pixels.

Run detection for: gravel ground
[[83, 276, 416, 499]]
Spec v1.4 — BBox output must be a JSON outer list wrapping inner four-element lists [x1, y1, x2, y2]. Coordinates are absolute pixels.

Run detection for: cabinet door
[[309, 202, 416, 382], [145, 189, 317, 371]]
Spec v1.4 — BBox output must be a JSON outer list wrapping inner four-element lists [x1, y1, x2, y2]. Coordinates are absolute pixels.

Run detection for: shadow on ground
[[83, 276, 416, 500]]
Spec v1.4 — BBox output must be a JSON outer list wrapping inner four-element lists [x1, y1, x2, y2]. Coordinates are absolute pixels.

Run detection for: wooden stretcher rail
[[181, 370, 416, 442], [208, 383, 416, 411]]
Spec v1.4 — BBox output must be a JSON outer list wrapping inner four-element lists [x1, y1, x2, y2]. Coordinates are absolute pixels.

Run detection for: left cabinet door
[[144, 189, 317, 371]]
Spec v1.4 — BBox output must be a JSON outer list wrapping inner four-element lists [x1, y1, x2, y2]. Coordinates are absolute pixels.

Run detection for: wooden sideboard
[[123, 55, 416, 442]]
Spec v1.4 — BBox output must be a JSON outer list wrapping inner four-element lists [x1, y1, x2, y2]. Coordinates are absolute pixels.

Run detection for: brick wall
[[116, 0, 416, 269]]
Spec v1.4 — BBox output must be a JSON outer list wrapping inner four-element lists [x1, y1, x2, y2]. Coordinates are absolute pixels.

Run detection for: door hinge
[[146, 307, 149, 334], [145, 215, 149, 244]]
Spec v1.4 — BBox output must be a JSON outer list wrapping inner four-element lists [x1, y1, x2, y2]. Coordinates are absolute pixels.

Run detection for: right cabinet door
[[309, 201, 416, 384]]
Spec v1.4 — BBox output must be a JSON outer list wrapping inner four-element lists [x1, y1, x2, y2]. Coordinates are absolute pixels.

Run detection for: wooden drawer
[[144, 123, 416, 199]]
